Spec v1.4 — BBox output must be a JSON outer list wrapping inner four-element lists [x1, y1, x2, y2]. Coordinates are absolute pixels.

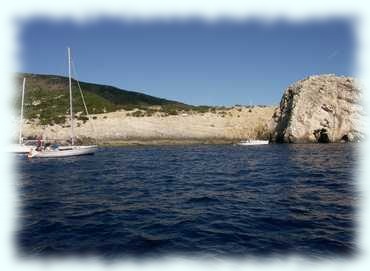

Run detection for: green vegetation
[[16, 73, 217, 124], [129, 110, 146, 117], [16, 73, 270, 125]]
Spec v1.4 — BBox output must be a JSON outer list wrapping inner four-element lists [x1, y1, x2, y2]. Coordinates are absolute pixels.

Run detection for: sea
[[16, 144, 357, 259]]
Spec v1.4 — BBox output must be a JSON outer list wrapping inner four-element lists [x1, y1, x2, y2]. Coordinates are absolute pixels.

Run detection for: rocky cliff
[[270, 74, 363, 143]]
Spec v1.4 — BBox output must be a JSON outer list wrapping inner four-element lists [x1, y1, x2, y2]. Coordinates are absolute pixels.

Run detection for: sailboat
[[8, 78, 35, 154], [28, 48, 98, 158]]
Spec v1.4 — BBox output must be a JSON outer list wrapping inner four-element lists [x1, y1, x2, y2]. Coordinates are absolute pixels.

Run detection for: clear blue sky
[[19, 19, 355, 106]]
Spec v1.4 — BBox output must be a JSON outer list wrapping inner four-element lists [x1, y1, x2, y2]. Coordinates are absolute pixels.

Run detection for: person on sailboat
[[36, 136, 43, 151]]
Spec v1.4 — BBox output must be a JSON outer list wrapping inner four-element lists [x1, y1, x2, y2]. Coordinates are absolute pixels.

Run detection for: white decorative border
[[1, 1, 369, 270]]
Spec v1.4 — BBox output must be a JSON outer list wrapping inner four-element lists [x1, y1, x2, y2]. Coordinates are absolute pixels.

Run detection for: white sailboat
[[28, 48, 97, 158], [9, 78, 35, 154]]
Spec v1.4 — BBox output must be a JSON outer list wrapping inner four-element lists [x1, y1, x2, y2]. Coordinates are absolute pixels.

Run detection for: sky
[[18, 18, 355, 106]]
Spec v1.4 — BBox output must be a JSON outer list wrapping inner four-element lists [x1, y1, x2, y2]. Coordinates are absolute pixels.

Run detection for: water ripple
[[16, 144, 357, 258]]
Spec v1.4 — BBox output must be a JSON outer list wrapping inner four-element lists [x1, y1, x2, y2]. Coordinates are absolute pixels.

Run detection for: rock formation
[[270, 74, 363, 143]]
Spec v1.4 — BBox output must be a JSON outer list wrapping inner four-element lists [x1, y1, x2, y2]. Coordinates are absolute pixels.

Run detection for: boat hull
[[28, 145, 98, 158], [8, 144, 34, 154], [236, 140, 269, 146]]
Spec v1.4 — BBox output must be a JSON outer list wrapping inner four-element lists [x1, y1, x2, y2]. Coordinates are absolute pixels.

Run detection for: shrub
[[77, 115, 89, 123], [131, 110, 145, 117], [254, 124, 271, 140], [167, 110, 178, 116]]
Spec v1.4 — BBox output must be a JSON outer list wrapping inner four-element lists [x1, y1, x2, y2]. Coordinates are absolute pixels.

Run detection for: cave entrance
[[314, 128, 330, 143]]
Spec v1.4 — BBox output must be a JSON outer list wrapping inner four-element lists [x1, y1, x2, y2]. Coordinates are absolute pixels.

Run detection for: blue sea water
[[16, 144, 357, 258]]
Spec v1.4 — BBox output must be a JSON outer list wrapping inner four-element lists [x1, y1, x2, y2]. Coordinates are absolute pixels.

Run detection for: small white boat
[[236, 139, 269, 146], [28, 145, 97, 158]]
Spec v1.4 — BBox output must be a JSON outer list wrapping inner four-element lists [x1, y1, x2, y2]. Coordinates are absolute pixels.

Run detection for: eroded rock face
[[270, 74, 363, 143]]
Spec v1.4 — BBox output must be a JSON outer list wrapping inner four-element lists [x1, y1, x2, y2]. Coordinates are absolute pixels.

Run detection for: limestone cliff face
[[270, 74, 363, 143], [21, 106, 276, 143]]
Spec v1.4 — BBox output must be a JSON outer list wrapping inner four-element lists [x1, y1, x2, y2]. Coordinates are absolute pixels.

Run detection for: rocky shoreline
[[20, 74, 363, 145], [22, 106, 276, 145], [98, 138, 241, 146]]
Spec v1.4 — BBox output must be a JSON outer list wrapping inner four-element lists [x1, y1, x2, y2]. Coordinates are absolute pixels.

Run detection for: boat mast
[[18, 77, 26, 144], [68, 47, 75, 145]]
